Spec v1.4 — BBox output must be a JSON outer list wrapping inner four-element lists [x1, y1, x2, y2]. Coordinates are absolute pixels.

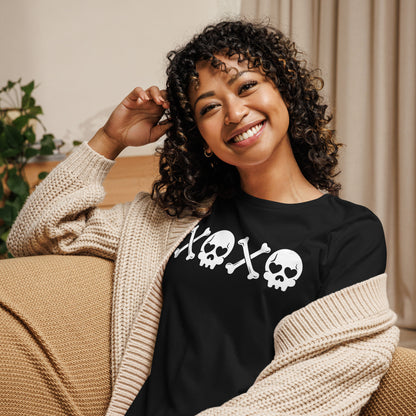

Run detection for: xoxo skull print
[[198, 230, 235, 269], [174, 225, 304, 291], [263, 249, 303, 291]]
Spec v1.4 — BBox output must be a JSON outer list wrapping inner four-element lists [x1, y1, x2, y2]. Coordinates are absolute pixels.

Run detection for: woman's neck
[[238, 144, 323, 204]]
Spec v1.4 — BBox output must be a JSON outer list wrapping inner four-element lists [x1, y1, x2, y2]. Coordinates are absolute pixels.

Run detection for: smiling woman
[[153, 20, 341, 217], [187, 56, 319, 201], [6, 19, 398, 416]]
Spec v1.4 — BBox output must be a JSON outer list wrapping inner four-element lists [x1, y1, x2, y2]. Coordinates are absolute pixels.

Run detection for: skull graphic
[[263, 249, 303, 291], [198, 230, 235, 269]]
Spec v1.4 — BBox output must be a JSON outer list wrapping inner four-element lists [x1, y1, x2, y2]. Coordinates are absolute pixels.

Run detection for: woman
[[8, 20, 398, 416]]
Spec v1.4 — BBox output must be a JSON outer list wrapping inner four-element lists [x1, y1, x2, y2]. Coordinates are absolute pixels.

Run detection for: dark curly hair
[[152, 20, 341, 217]]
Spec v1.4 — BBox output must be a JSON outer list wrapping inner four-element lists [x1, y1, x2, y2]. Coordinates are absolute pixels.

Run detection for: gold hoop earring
[[204, 148, 213, 158]]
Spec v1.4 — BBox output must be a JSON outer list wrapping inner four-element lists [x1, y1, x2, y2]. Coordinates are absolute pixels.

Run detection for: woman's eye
[[200, 103, 219, 116], [239, 81, 258, 94]]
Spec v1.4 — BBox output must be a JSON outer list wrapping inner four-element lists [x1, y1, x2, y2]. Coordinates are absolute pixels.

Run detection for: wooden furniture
[[24, 154, 160, 208]]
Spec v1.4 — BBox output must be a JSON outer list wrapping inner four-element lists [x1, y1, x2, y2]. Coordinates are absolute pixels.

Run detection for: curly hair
[[152, 20, 341, 217]]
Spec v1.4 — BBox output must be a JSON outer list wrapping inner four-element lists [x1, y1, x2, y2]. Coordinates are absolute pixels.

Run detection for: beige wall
[[0, 0, 241, 156]]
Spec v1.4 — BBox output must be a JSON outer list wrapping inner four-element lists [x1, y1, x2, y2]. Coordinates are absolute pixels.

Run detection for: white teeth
[[231, 123, 263, 143]]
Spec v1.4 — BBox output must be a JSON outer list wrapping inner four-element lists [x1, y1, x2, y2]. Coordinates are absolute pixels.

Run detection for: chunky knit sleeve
[[7, 142, 129, 260], [196, 274, 399, 416]]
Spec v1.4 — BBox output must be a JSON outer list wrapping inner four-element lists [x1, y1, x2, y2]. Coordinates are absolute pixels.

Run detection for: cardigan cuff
[[58, 142, 115, 184], [274, 274, 396, 353]]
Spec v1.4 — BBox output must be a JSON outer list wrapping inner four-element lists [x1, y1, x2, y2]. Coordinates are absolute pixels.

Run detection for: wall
[[0, 0, 241, 156]]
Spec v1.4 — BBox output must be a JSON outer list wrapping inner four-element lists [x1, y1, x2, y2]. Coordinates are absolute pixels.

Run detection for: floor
[[399, 327, 416, 349]]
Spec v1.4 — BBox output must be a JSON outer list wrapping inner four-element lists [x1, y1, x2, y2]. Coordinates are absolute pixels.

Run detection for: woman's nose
[[224, 97, 248, 125]]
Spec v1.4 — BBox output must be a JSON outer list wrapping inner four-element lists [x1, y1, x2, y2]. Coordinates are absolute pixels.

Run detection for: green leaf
[[0, 178, 3, 199], [1, 229, 10, 242], [2, 148, 20, 158], [38, 171, 48, 180], [21, 80, 35, 97], [41, 133, 55, 144], [72, 140, 83, 146], [0, 224, 8, 236], [0, 205, 17, 227], [12, 114, 30, 131], [25, 147, 39, 159], [5, 195, 26, 213], [0, 79, 19, 95], [40, 133, 55, 155], [5, 80, 16, 92], [22, 95, 36, 109], [4, 124, 24, 147], [0, 131, 6, 151], [24, 126, 36, 143], [9, 195, 26, 211], [28, 105, 43, 117], [6, 173, 29, 198], [20, 80, 36, 110], [0, 238, 7, 255]]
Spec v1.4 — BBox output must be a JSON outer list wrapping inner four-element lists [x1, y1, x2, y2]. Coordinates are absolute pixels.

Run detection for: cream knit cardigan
[[8, 143, 399, 416]]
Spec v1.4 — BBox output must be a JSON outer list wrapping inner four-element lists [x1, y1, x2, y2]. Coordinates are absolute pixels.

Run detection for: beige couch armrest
[[360, 346, 416, 416], [0, 255, 114, 416]]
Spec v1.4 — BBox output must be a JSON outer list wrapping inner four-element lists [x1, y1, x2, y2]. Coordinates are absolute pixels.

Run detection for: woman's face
[[188, 55, 291, 173]]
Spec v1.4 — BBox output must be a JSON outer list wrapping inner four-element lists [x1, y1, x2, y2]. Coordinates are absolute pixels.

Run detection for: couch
[[0, 255, 415, 416]]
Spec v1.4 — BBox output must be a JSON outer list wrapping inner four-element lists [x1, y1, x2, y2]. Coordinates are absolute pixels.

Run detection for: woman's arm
[[7, 86, 171, 259], [7, 142, 127, 259], [196, 275, 399, 416]]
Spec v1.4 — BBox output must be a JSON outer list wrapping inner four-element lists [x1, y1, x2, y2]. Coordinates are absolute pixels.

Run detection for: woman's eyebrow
[[193, 70, 252, 110], [193, 91, 215, 110], [227, 70, 250, 85]]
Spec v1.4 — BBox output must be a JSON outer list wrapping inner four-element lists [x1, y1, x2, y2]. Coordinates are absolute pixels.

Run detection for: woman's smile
[[226, 120, 266, 146]]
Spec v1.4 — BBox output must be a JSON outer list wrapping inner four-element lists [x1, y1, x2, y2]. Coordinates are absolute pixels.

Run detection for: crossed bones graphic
[[174, 226, 271, 280], [173, 225, 212, 260], [225, 237, 271, 279]]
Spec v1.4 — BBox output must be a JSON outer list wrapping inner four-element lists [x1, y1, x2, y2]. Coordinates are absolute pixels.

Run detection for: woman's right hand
[[89, 86, 172, 159]]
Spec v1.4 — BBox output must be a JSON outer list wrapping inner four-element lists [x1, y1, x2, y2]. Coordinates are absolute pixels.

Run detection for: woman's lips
[[227, 121, 266, 147]]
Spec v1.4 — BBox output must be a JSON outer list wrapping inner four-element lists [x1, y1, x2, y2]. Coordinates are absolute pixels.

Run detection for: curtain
[[240, 0, 416, 328]]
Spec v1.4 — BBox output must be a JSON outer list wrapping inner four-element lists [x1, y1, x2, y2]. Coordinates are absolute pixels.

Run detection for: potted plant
[[0, 79, 57, 257]]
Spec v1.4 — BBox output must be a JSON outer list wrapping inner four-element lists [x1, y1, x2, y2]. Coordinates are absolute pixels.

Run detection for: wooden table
[[24, 154, 159, 208]]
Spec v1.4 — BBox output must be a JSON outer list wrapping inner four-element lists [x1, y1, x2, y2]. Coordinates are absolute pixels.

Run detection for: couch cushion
[[0, 255, 114, 416], [360, 346, 416, 415]]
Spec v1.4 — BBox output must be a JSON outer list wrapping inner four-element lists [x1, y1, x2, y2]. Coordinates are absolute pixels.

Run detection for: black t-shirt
[[126, 192, 386, 416]]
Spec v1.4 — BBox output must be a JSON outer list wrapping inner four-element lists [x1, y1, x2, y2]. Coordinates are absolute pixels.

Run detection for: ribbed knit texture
[[7, 143, 400, 416], [0, 255, 113, 416], [7, 142, 124, 259], [109, 191, 198, 385], [7, 143, 200, 385]]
